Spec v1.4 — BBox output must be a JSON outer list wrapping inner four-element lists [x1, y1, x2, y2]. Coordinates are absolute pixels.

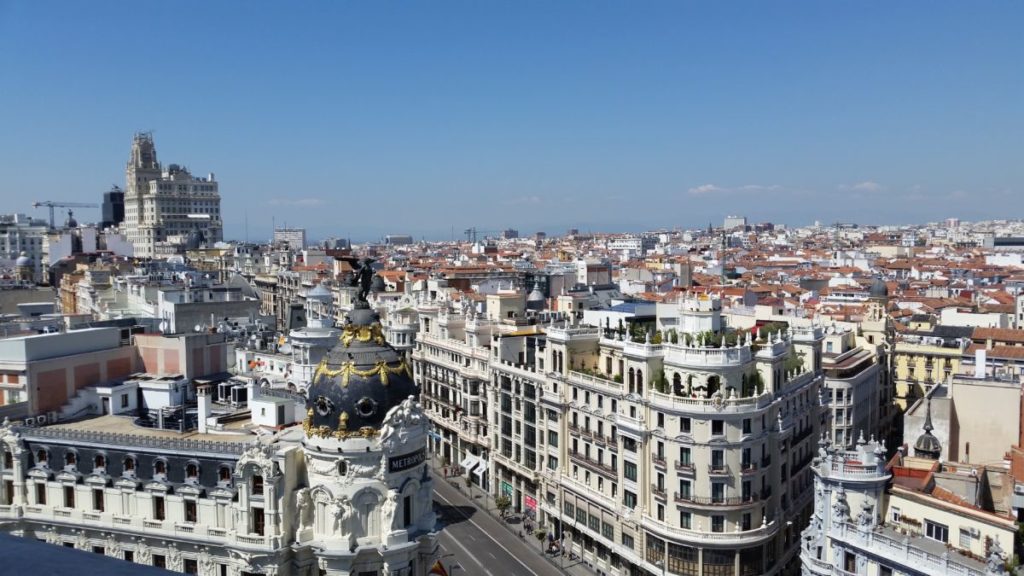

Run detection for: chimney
[[197, 384, 212, 434]]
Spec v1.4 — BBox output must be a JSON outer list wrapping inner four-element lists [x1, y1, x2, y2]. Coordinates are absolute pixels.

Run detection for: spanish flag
[[428, 560, 450, 576]]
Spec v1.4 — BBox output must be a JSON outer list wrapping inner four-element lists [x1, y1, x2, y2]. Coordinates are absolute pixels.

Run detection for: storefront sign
[[501, 481, 514, 497], [524, 495, 537, 510], [388, 447, 427, 473]]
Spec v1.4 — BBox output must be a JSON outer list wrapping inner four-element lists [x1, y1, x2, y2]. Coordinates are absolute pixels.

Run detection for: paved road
[[432, 472, 564, 576]]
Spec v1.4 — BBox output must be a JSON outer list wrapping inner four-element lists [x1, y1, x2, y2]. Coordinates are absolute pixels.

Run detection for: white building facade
[[124, 132, 223, 258]]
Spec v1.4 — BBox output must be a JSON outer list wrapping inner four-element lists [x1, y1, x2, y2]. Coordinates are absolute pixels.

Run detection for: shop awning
[[460, 454, 482, 474]]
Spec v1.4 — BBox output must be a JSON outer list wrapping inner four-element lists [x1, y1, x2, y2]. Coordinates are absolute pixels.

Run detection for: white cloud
[[688, 183, 781, 195], [839, 181, 883, 193], [267, 198, 325, 207], [688, 184, 724, 195]]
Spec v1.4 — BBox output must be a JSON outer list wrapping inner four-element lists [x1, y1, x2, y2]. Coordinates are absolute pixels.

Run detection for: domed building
[[913, 397, 942, 460], [14, 251, 33, 283], [293, 274, 437, 575]]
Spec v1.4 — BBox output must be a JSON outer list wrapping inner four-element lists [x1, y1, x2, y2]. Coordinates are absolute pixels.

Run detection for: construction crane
[[32, 201, 99, 229], [463, 227, 500, 243]]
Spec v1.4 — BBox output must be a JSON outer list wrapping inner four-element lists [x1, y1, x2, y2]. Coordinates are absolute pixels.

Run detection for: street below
[[432, 471, 566, 576]]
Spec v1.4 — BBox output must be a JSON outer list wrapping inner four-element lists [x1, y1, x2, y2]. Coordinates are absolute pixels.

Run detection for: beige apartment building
[[414, 292, 826, 576]]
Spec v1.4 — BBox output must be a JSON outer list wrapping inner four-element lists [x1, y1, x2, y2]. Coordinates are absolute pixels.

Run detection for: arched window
[[636, 369, 644, 389], [707, 375, 720, 397], [123, 457, 135, 472], [252, 474, 264, 494], [185, 463, 199, 480], [673, 373, 683, 396], [219, 466, 232, 483], [36, 449, 48, 465], [65, 452, 77, 467], [154, 459, 167, 475], [627, 368, 635, 392], [94, 454, 106, 469], [2, 448, 12, 469]]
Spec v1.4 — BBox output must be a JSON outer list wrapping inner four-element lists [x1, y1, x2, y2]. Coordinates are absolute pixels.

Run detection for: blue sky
[[1, 1, 1021, 241]]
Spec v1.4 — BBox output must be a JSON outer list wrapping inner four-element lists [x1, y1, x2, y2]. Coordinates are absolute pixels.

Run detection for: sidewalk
[[431, 455, 599, 576]]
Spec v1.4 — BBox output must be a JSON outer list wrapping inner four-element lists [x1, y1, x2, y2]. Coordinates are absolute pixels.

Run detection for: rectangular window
[[681, 417, 691, 433], [576, 508, 587, 523], [184, 559, 198, 575], [548, 431, 558, 447], [151, 496, 167, 521], [92, 489, 104, 512], [252, 507, 265, 535], [656, 504, 664, 521], [679, 446, 691, 465], [742, 418, 751, 434], [680, 510, 691, 529], [588, 514, 600, 531], [622, 533, 635, 550], [711, 482, 725, 503], [678, 479, 691, 499], [711, 419, 724, 436], [564, 502, 575, 517], [124, 550, 134, 563], [959, 528, 972, 548], [624, 461, 637, 481], [64, 485, 75, 508], [891, 507, 901, 523], [185, 500, 197, 523], [623, 490, 637, 509], [925, 520, 948, 543], [35, 483, 46, 505], [602, 521, 614, 540], [712, 515, 724, 532], [711, 449, 725, 469], [153, 555, 166, 569]]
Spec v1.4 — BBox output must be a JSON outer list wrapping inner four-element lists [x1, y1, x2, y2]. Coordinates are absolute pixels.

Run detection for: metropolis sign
[[388, 447, 427, 473]]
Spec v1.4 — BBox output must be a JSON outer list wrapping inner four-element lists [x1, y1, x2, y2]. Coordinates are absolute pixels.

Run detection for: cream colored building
[[801, 437, 1014, 576], [124, 132, 222, 258]]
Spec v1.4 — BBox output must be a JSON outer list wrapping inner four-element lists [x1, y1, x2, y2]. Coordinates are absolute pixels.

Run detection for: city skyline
[[1, 1, 1021, 241]]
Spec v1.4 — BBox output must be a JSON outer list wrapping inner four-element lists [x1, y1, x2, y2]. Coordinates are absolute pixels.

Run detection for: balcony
[[675, 460, 694, 474], [652, 455, 666, 468], [569, 450, 617, 478], [651, 484, 667, 499], [707, 463, 730, 476], [648, 389, 770, 415], [674, 493, 759, 507], [740, 462, 757, 475]]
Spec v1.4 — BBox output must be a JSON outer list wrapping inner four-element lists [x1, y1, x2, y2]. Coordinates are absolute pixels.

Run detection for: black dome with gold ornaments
[[303, 264, 418, 439]]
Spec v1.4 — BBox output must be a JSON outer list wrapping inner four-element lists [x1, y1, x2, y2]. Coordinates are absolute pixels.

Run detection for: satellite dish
[[194, 324, 203, 333]]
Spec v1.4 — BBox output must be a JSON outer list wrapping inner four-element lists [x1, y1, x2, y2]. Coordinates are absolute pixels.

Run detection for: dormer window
[[154, 459, 167, 475], [65, 452, 77, 467], [218, 466, 232, 483], [185, 463, 199, 480], [94, 454, 106, 470], [124, 457, 135, 474]]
